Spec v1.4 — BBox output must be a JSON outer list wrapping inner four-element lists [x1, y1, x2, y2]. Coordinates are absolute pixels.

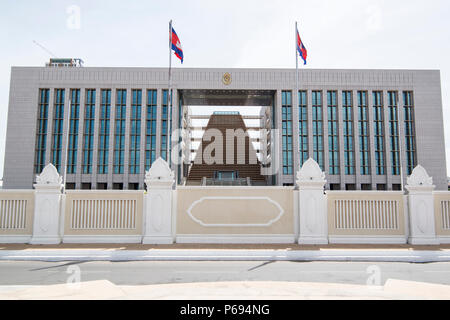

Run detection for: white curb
[[0, 250, 450, 263]]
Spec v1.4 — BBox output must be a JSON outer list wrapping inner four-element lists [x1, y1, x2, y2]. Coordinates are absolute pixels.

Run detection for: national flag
[[171, 28, 184, 64], [296, 28, 307, 65]]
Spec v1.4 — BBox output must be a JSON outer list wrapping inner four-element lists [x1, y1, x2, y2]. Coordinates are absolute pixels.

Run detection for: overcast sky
[[1, 0, 450, 179]]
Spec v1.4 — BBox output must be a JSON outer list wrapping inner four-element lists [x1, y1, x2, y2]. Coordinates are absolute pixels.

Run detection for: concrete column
[[337, 90, 345, 189], [275, 89, 283, 185], [383, 90, 393, 189], [30, 164, 63, 244], [76, 88, 86, 188], [91, 89, 101, 188], [352, 90, 361, 189], [406, 165, 439, 245], [45, 88, 55, 169], [123, 88, 132, 189], [297, 158, 328, 245], [322, 90, 329, 184], [107, 88, 116, 189], [292, 89, 300, 176], [367, 90, 377, 190], [139, 88, 147, 189], [156, 89, 163, 158], [143, 157, 175, 244]]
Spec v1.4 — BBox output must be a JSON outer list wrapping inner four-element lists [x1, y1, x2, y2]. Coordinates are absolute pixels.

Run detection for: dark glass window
[[373, 91, 385, 175], [67, 89, 80, 174], [83, 89, 96, 174], [161, 90, 169, 161], [403, 91, 417, 175], [298, 91, 308, 167], [388, 92, 400, 175], [51, 89, 65, 172], [312, 91, 324, 170], [114, 89, 127, 174], [358, 92, 370, 175], [129, 90, 142, 174], [282, 91, 293, 175], [342, 91, 355, 175], [35, 89, 50, 173], [146, 90, 157, 170], [327, 91, 339, 175], [98, 89, 111, 174]]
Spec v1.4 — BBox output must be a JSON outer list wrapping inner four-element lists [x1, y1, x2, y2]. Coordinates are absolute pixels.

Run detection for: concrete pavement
[[0, 279, 449, 300]]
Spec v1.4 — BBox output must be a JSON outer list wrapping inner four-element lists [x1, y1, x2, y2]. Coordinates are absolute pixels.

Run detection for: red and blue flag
[[296, 28, 307, 65], [171, 28, 184, 64]]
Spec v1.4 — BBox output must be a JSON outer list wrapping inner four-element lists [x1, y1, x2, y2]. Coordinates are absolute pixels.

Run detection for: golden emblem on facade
[[222, 72, 232, 85]]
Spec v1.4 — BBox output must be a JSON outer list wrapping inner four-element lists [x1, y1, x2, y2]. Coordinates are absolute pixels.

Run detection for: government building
[[2, 63, 447, 190]]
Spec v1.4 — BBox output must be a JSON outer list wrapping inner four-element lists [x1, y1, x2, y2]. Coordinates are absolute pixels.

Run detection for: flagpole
[[167, 20, 173, 169], [295, 21, 300, 167]]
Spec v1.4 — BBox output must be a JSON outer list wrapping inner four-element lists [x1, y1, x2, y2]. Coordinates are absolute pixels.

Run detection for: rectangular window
[[298, 91, 308, 167], [312, 91, 324, 170], [129, 89, 142, 174], [161, 90, 168, 161], [35, 89, 50, 174], [358, 91, 370, 175], [146, 90, 157, 170], [67, 89, 80, 174], [282, 91, 293, 175], [98, 89, 111, 174], [51, 89, 65, 172], [404, 91, 417, 175], [327, 91, 339, 175], [83, 89, 96, 174], [388, 91, 400, 175], [342, 91, 355, 175], [373, 91, 385, 175], [114, 89, 127, 174]]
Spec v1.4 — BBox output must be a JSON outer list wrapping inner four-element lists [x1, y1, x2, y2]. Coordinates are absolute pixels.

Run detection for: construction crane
[[32, 40, 84, 67], [33, 40, 58, 58]]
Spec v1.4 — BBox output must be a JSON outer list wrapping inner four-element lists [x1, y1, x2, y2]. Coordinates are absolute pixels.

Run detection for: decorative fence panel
[[63, 191, 144, 242], [434, 192, 450, 237], [327, 192, 406, 243], [0, 191, 34, 239]]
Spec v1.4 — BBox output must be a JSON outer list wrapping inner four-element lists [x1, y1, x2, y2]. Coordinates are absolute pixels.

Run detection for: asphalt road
[[0, 261, 449, 287]]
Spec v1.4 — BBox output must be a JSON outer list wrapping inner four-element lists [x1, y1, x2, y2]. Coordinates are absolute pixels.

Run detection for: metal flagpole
[[167, 20, 173, 169], [295, 21, 300, 167]]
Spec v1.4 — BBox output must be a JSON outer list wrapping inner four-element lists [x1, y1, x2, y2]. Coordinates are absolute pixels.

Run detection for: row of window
[[35, 88, 170, 175], [281, 90, 417, 177]]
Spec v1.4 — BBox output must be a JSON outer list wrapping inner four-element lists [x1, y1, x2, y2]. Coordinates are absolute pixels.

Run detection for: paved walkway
[[0, 279, 449, 300], [1, 244, 450, 263]]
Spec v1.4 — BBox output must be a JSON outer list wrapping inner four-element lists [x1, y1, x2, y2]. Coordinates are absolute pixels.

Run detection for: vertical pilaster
[[383, 90, 393, 190], [275, 89, 283, 185], [45, 88, 55, 169], [107, 87, 116, 189], [139, 88, 147, 189], [337, 90, 345, 189], [91, 88, 101, 189], [367, 90, 377, 190], [352, 90, 361, 189], [75, 88, 86, 189], [292, 89, 300, 175], [123, 88, 131, 190]]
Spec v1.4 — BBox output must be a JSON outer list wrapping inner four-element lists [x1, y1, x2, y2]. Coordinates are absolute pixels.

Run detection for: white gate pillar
[[30, 164, 63, 244], [143, 158, 175, 244], [406, 165, 439, 245], [296, 158, 328, 245]]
